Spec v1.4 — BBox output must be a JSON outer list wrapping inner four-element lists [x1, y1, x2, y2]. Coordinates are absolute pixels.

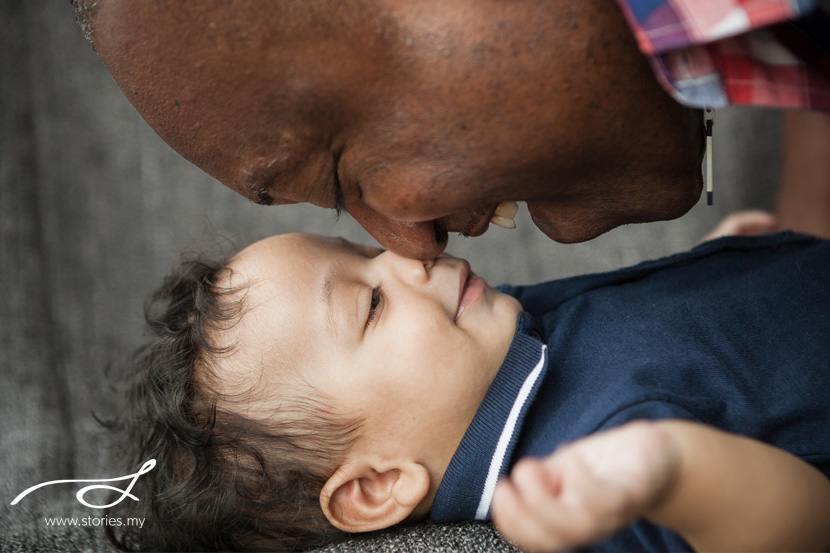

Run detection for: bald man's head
[[79, 0, 703, 258]]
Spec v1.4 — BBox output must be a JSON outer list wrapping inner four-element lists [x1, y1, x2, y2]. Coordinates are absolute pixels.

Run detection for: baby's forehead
[[217, 230, 382, 350], [212, 238, 330, 394], [215, 233, 370, 378], [228, 234, 379, 282]]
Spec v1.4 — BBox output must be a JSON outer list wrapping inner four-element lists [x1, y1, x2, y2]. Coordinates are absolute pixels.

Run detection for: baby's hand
[[701, 210, 777, 242], [491, 421, 680, 552]]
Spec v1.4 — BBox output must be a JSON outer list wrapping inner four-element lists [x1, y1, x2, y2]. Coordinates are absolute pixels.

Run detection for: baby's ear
[[320, 461, 430, 533]]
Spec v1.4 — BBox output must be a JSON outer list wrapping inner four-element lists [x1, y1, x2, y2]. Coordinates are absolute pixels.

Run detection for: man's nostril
[[434, 226, 448, 245]]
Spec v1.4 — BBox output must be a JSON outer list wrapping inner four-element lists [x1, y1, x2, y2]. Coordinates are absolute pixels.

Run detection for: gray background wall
[[1, 0, 780, 550]]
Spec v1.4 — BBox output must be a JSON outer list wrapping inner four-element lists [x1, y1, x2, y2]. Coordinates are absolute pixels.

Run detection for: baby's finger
[[492, 477, 569, 553], [542, 456, 615, 547], [545, 452, 633, 542], [498, 458, 602, 550], [509, 457, 560, 511], [701, 210, 777, 242]]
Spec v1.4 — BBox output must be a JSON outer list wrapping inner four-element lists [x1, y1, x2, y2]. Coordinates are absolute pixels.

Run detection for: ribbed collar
[[429, 312, 549, 523]]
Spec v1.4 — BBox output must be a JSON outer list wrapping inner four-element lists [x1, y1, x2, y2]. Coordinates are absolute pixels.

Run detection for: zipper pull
[[704, 107, 715, 205]]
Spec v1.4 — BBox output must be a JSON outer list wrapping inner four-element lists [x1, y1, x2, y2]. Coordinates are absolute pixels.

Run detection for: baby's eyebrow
[[321, 266, 340, 340]]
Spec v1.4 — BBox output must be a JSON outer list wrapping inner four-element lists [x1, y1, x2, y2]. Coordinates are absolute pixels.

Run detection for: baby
[[109, 231, 830, 552]]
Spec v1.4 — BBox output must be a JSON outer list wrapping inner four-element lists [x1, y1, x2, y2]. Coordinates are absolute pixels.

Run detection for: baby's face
[[221, 234, 522, 477]]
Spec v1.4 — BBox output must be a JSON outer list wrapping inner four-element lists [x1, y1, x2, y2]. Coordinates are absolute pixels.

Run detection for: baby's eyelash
[[366, 284, 383, 327]]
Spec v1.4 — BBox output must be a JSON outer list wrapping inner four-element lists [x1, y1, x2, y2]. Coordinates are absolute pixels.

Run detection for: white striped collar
[[430, 313, 549, 523]]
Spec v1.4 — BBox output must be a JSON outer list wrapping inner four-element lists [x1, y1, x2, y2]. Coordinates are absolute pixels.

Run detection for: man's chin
[[526, 193, 699, 243], [527, 201, 619, 243]]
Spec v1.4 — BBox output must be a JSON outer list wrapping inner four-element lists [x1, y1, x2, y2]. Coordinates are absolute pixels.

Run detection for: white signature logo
[[10, 459, 156, 509]]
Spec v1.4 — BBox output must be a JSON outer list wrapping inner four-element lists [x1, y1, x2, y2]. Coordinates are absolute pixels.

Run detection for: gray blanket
[[0, 1, 779, 551]]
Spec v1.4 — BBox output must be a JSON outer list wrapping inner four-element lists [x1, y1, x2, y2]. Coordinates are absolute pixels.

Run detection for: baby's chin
[[485, 284, 524, 323]]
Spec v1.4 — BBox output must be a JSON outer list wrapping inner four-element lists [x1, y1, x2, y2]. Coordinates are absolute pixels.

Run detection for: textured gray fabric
[[0, 1, 778, 551], [312, 522, 520, 553]]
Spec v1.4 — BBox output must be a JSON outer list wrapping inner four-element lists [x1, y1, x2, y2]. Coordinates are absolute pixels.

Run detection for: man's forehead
[[91, 0, 367, 190]]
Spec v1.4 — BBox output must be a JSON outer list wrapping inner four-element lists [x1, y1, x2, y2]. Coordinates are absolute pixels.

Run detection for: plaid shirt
[[616, 0, 830, 110]]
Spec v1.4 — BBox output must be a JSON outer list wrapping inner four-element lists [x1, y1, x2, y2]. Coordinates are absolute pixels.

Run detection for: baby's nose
[[382, 251, 434, 282]]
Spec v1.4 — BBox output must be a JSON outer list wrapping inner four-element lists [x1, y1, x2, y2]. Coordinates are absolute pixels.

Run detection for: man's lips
[[438, 204, 499, 238], [456, 262, 486, 322], [440, 201, 520, 237], [466, 204, 500, 237]]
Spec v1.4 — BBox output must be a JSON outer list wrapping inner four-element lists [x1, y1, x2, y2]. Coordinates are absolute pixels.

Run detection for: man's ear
[[320, 460, 430, 533]]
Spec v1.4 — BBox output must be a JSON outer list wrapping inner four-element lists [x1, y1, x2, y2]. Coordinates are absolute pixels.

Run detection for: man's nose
[[347, 202, 448, 260]]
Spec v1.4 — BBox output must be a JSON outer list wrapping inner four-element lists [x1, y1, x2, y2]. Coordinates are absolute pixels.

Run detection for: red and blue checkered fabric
[[616, 0, 830, 109]]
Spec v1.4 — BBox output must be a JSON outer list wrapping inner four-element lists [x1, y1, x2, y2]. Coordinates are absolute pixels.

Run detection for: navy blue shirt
[[430, 233, 830, 552]]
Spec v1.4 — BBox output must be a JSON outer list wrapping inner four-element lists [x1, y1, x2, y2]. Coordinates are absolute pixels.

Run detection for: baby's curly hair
[[107, 252, 360, 552]]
